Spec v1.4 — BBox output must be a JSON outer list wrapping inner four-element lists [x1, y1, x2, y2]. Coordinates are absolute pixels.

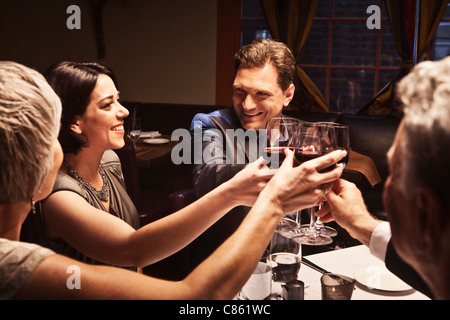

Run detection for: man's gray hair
[[396, 56, 450, 205], [0, 61, 62, 203]]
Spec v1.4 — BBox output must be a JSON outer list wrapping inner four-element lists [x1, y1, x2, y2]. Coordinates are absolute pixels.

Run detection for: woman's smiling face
[[74, 74, 129, 151]]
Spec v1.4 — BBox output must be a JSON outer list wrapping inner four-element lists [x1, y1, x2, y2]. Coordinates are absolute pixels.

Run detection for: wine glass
[[313, 123, 350, 238], [292, 122, 336, 246], [334, 124, 350, 168], [265, 117, 302, 236], [269, 232, 302, 300], [265, 117, 301, 168], [128, 117, 141, 150]]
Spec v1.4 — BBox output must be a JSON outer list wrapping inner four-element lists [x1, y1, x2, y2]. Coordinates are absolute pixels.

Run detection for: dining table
[[298, 244, 429, 300], [133, 134, 178, 168]]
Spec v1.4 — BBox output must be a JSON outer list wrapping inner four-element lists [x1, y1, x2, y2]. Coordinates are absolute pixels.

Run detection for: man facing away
[[318, 56, 450, 299]]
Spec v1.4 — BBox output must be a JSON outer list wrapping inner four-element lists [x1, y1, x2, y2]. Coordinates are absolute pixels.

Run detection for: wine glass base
[[318, 226, 338, 237], [293, 234, 333, 246], [268, 293, 284, 300], [314, 211, 338, 237], [276, 217, 299, 238], [293, 225, 333, 246]]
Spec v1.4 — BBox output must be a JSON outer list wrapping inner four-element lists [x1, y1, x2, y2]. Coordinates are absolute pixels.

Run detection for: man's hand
[[317, 179, 381, 246]]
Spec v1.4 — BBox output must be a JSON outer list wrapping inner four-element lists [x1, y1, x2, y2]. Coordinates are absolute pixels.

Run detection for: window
[[240, 0, 400, 113], [239, 0, 450, 114], [298, 0, 399, 113], [241, 0, 272, 46], [433, 3, 450, 61]]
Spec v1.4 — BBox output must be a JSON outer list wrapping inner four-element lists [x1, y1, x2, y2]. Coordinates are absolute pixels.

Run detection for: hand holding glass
[[313, 123, 350, 237], [292, 122, 337, 245], [265, 117, 302, 235]]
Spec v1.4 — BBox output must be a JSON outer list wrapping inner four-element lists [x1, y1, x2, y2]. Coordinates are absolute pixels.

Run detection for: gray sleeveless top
[[0, 238, 54, 299], [21, 150, 140, 270]]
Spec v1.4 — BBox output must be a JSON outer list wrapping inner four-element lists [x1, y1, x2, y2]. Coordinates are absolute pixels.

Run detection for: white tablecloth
[[299, 245, 430, 300]]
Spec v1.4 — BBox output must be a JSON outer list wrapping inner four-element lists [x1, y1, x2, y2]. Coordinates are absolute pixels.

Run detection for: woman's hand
[[262, 148, 346, 215], [226, 157, 276, 207]]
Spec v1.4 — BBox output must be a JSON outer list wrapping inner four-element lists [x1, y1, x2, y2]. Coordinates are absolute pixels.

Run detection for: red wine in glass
[[294, 149, 325, 163], [294, 149, 336, 172], [264, 146, 295, 167]]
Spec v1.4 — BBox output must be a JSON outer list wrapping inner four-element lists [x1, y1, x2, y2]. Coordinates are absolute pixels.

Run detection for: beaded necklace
[[63, 160, 110, 202]]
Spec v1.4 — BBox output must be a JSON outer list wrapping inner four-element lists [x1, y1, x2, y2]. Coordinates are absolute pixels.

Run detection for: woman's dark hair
[[44, 61, 117, 154]]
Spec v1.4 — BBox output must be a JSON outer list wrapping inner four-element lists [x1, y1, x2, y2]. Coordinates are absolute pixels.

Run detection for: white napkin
[[140, 131, 161, 138]]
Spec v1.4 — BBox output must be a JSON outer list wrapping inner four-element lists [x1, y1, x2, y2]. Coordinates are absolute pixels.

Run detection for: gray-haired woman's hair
[[396, 55, 450, 206], [0, 61, 62, 203]]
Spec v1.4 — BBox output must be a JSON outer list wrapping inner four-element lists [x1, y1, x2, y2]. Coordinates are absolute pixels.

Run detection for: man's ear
[[415, 186, 446, 253], [70, 120, 82, 134], [283, 84, 295, 107]]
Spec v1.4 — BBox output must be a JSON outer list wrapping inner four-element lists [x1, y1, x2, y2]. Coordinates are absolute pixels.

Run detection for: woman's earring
[[31, 196, 36, 215]]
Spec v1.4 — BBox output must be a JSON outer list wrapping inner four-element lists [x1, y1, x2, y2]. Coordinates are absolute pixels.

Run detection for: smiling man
[[232, 42, 295, 130], [186, 38, 296, 272]]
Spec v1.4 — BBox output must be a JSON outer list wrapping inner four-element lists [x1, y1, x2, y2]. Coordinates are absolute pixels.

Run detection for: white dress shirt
[[369, 221, 391, 261]]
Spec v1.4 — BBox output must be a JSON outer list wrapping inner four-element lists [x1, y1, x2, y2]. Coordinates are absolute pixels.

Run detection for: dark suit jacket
[[385, 240, 433, 298]]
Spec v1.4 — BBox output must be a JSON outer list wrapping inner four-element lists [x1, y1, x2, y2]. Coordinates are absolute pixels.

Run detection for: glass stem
[[315, 204, 324, 229], [295, 211, 300, 226], [309, 208, 314, 228], [309, 207, 317, 233]]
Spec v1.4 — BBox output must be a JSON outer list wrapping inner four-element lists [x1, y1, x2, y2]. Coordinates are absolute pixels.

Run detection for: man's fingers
[[318, 211, 335, 223], [315, 202, 330, 217], [324, 186, 342, 206]]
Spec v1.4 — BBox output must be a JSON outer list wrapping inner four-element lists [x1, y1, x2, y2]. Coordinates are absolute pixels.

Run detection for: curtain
[[261, 0, 330, 112], [360, 0, 449, 116], [90, 0, 110, 59]]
